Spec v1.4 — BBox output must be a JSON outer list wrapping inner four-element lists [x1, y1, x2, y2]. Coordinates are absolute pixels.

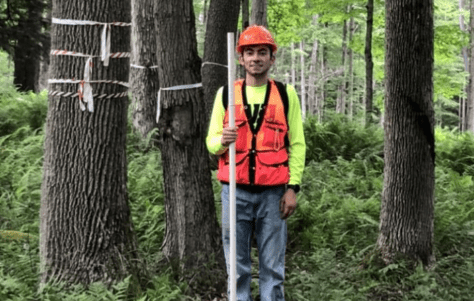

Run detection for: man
[[206, 25, 306, 301]]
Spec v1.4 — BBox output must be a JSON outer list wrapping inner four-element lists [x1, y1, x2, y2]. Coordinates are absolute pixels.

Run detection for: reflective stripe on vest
[[217, 79, 290, 186]]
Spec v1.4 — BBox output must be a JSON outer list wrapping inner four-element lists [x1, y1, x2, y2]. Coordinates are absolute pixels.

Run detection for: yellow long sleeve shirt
[[206, 81, 306, 185]]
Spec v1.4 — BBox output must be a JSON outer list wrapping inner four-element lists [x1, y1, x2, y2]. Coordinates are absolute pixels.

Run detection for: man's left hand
[[279, 188, 297, 220]]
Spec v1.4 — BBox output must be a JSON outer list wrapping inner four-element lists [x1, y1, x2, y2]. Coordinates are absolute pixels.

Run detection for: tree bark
[[337, 18, 348, 114], [242, 0, 249, 29], [202, 0, 240, 122], [308, 15, 319, 117], [130, 0, 160, 139], [291, 42, 296, 87], [300, 40, 306, 120], [154, 0, 224, 292], [378, 0, 435, 267], [13, 0, 43, 92], [467, 0, 474, 132], [39, 2, 52, 91], [365, 0, 374, 124], [41, 0, 142, 287], [348, 17, 354, 120], [250, 0, 267, 27]]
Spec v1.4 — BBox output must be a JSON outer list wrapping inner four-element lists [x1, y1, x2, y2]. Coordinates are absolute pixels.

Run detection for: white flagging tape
[[156, 83, 203, 123], [52, 18, 131, 66], [48, 79, 130, 88], [51, 49, 131, 59], [81, 57, 94, 111], [130, 64, 159, 69], [202, 62, 228, 68]]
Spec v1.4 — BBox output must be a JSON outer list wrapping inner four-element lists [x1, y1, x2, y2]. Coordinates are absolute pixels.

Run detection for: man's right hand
[[221, 126, 238, 147]]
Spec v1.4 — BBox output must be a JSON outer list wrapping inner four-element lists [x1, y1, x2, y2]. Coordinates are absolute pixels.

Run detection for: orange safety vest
[[217, 79, 290, 186]]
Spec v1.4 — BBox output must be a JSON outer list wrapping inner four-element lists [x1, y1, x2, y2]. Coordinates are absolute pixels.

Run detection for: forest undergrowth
[[2, 52, 474, 300]]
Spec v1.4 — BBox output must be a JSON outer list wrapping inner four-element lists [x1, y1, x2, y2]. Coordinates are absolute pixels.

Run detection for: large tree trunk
[[41, 0, 142, 287], [378, 0, 435, 267], [154, 0, 224, 294], [250, 0, 267, 26], [13, 0, 43, 92], [202, 0, 240, 121], [130, 0, 159, 139], [365, 0, 374, 124]]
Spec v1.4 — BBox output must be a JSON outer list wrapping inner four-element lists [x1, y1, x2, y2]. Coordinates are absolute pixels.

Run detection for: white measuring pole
[[227, 32, 237, 301]]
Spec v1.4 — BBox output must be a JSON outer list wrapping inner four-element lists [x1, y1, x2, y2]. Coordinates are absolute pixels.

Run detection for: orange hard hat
[[236, 25, 277, 53]]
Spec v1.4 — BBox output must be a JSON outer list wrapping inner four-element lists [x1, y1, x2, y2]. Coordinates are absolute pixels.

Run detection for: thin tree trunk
[[41, 0, 142, 287], [320, 27, 328, 122], [467, 0, 474, 132], [308, 15, 319, 117], [154, 0, 224, 293], [378, 0, 435, 267], [300, 40, 306, 120], [365, 0, 374, 124], [250, 0, 267, 26], [291, 43, 296, 87], [337, 18, 348, 114], [348, 17, 354, 120], [130, 0, 160, 139]]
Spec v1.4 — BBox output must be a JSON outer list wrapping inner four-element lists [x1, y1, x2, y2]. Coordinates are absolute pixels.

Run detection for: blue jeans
[[221, 184, 287, 301]]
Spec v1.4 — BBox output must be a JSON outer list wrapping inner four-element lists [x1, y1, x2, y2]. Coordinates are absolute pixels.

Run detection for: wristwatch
[[286, 184, 300, 194]]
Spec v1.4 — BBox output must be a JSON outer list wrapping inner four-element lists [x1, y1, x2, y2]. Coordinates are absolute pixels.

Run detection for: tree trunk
[[378, 0, 435, 267], [337, 18, 348, 115], [250, 0, 267, 27], [291, 43, 296, 87], [300, 41, 306, 120], [242, 0, 249, 29], [130, 0, 160, 139], [154, 0, 224, 293], [320, 29, 328, 122], [240, 0, 250, 78], [202, 0, 240, 122], [348, 17, 354, 120], [365, 0, 374, 124], [467, 0, 474, 132], [41, 0, 142, 287], [39, 2, 52, 91], [308, 15, 319, 117], [13, 0, 43, 92]]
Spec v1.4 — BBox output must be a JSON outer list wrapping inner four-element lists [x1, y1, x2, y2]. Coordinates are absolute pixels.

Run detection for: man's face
[[239, 45, 275, 78]]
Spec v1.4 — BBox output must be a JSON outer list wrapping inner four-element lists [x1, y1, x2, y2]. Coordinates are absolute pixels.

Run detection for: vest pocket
[[254, 150, 289, 185], [261, 120, 287, 151]]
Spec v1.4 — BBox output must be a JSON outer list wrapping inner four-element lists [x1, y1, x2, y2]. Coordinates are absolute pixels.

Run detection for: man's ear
[[239, 54, 244, 66]]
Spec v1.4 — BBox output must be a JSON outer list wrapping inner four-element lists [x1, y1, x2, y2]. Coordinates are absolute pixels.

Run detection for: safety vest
[[217, 79, 290, 186]]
